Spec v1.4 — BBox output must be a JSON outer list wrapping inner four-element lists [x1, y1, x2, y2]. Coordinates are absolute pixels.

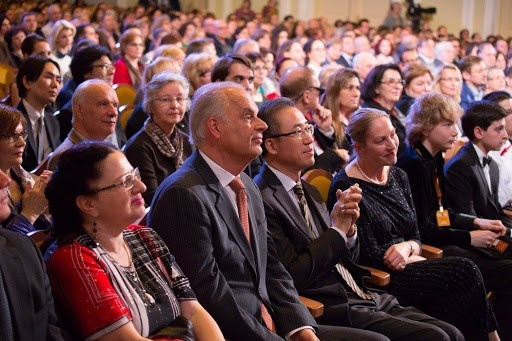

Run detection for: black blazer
[[17, 101, 61, 171], [254, 164, 373, 325], [444, 142, 512, 230], [0, 229, 67, 340], [148, 151, 316, 340]]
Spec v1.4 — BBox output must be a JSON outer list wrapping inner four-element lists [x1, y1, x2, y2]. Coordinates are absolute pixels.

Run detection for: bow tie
[[483, 156, 493, 167]]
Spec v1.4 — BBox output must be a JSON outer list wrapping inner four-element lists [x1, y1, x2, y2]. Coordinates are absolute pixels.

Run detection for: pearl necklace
[[356, 159, 386, 185]]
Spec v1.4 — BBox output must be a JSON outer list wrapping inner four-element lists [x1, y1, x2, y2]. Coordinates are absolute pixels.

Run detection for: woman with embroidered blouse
[[45, 141, 223, 340], [328, 107, 500, 341], [0, 104, 52, 234], [124, 71, 193, 203]]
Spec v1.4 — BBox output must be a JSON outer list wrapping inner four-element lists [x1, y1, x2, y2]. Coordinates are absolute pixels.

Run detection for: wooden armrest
[[504, 209, 512, 218], [299, 296, 324, 318], [422, 244, 443, 259], [27, 229, 52, 248], [359, 265, 391, 286]]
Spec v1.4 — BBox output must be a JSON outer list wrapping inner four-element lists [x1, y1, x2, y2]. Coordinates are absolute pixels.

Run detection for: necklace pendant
[[145, 292, 156, 305]]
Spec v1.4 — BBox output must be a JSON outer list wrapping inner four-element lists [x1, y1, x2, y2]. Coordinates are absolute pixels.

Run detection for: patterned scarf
[[144, 117, 183, 169]]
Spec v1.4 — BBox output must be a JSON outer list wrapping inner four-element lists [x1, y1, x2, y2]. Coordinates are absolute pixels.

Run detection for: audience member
[[485, 67, 507, 94], [397, 93, 512, 340], [48, 19, 75, 79], [0, 168, 67, 340], [395, 63, 433, 115], [337, 34, 355, 67], [361, 63, 407, 155], [21, 33, 50, 59], [113, 30, 145, 90], [41, 4, 62, 39], [478, 42, 497, 69], [417, 38, 441, 73], [46, 141, 224, 340], [459, 55, 487, 110], [281, 66, 348, 174], [16, 55, 61, 171], [48, 79, 119, 169], [0, 104, 52, 234], [212, 19, 233, 57], [444, 100, 512, 229], [328, 107, 500, 340], [485, 91, 512, 208], [351, 52, 377, 83], [148, 81, 370, 340], [254, 97, 463, 340], [125, 72, 193, 203]]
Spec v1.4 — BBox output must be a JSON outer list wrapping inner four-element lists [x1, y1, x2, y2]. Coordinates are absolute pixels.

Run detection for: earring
[[92, 221, 98, 240]]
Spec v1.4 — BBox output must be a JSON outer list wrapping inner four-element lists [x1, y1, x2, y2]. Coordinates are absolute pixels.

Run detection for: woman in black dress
[[328, 107, 499, 341]]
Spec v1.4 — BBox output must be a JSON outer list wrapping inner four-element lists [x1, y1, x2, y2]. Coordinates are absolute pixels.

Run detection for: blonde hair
[[154, 44, 186, 66], [433, 64, 462, 104], [49, 19, 76, 51], [181, 52, 218, 96], [406, 92, 462, 145]]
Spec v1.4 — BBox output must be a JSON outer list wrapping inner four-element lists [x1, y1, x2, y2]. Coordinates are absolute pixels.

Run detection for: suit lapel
[[17, 102, 37, 156], [467, 145, 499, 210], [262, 165, 315, 240], [193, 152, 257, 272], [0, 233, 35, 336]]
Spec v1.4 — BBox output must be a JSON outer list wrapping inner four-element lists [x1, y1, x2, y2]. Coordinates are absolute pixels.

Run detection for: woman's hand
[[180, 300, 224, 341], [383, 242, 413, 271], [20, 171, 52, 224]]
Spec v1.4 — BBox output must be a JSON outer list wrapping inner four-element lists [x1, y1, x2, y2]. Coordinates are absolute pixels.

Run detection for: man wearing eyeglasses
[[280, 66, 347, 174], [254, 98, 463, 340], [47, 79, 119, 170]]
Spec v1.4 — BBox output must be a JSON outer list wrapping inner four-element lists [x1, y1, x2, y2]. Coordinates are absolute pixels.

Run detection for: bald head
[[72, 79, 119, 141], [352, 52, 377, 82], [279, 66, 316, 100]]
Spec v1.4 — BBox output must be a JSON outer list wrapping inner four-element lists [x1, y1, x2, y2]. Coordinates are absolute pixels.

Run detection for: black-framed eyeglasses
[[0, 129, 29, 143], [92, 64, 116, 71], [294, 86, 325, 101], [86, 168, 140, 194], [268, 124, 314, 140]]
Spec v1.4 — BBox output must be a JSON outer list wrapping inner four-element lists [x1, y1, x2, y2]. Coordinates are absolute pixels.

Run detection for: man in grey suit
[[253, 97, 463, 340], [148, 82, 385, 340]]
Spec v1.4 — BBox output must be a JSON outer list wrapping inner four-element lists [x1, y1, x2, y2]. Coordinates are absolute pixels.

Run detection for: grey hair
[[189, 82, 247, 146], [72, 79, 112, 112], [143, 71, 190, 114]]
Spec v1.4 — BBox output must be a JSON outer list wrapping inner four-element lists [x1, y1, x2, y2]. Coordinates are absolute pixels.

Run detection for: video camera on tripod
[[406, 0, 437, 33]]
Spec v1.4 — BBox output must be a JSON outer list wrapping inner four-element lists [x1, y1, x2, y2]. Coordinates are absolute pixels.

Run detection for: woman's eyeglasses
[[87, 168, 141, 194], [0, 130, 29, 143]]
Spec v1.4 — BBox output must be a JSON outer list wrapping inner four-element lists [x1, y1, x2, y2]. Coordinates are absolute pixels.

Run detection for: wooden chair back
[[113, 83, 137, 107], [301, 169, 333, 203], [119, 104, 135, 132]]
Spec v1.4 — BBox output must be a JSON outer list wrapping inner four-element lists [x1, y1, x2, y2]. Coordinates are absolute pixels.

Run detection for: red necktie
[[229, 177, 275, 332]]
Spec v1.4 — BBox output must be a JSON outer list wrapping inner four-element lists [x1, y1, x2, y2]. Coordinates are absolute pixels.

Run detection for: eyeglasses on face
[[0, 129, 29, 143], [268, 123, 314, 140], [294, 86, 325, 101], [380, 79, 405, 87], [154, 97, 188, 106], [87, 168, 141, 194], [92, 64, 116, 71]]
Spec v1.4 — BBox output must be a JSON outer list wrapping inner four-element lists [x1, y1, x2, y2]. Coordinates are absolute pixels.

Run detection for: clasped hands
[[330, 184, 361, 236]]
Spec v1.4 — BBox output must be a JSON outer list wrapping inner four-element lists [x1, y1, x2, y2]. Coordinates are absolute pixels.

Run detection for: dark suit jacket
[[254, 164, 373, 325], [0, 229, 66, 340], [148, 151, 316, 340], [460, 82, 476, 111], [336, 55, 352, 68], [444, 142, 512, 230], [17, 101, 61, 171]]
